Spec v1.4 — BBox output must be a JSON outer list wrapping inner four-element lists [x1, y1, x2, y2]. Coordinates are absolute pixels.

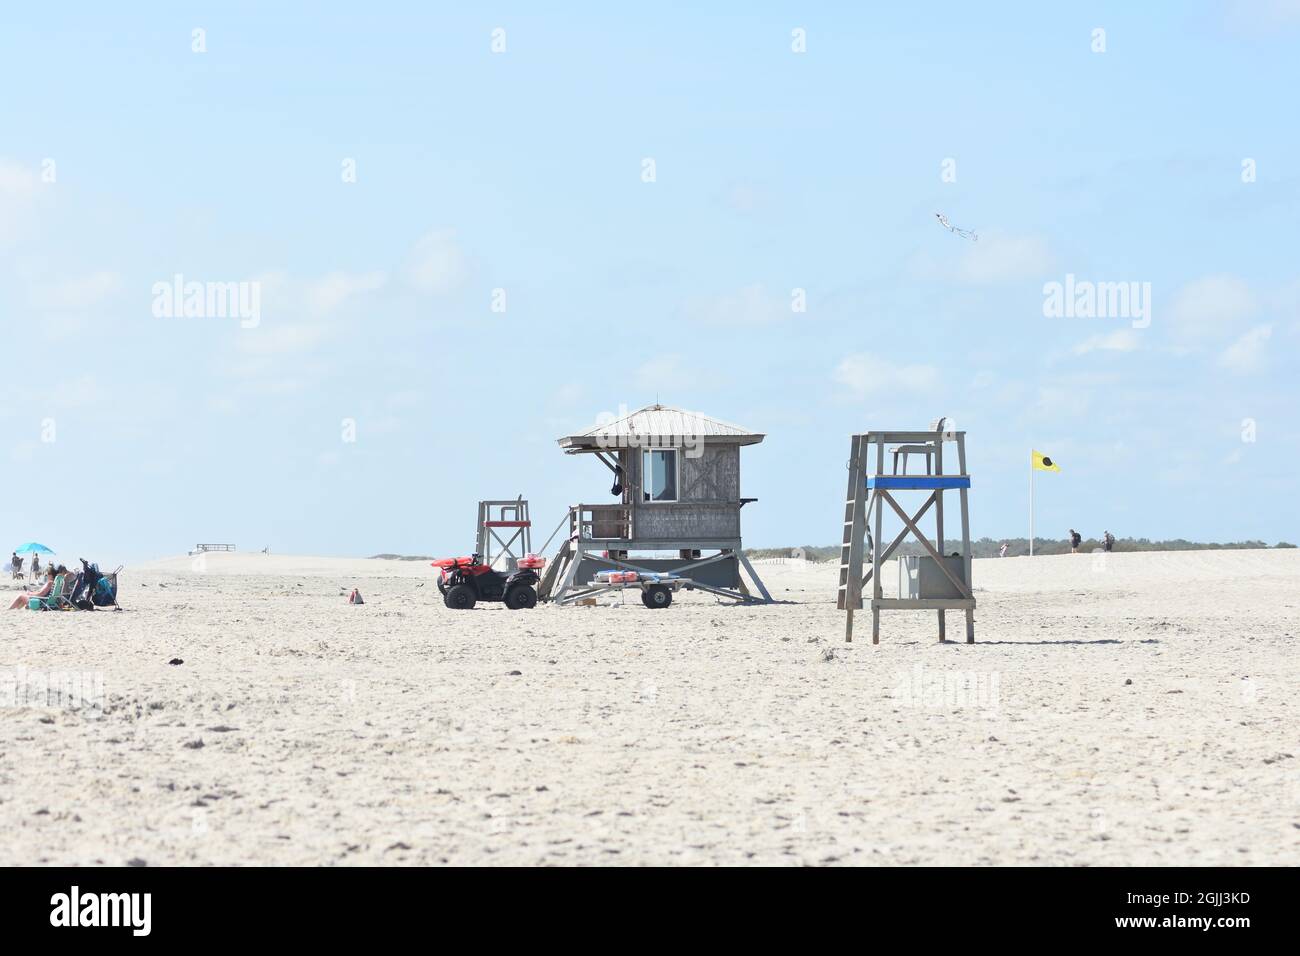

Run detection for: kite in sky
[[935, 212, 978, 241]]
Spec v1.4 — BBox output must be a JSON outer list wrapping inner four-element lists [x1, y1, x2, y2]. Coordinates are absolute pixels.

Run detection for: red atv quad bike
[[432, 553, 545, 610]]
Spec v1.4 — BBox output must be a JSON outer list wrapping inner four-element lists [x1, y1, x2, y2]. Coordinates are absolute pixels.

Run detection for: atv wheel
[[444, 583, 477, 610], [504, 584, 538, 610], [641, 584, 673, 609]]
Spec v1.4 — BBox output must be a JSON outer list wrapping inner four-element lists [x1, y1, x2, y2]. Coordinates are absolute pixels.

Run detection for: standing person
[[31, 553, 41, 578], [9, 552, 18, 579], [1103, 530, 1115, 552], [999, 542, 1009, 558], [1069, 529, 1082, 553]]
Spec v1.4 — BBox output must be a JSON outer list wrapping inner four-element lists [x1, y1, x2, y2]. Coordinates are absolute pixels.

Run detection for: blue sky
[[2, 2, 1298, 561]]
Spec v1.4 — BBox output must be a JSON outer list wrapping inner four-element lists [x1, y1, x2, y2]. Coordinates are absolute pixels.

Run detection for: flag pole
[[1029, 451, 1034, 557]]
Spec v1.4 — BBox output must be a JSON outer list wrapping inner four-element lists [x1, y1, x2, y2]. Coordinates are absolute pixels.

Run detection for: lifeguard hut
[[537, 404, 772, 605], [837, 417, 975, 643]]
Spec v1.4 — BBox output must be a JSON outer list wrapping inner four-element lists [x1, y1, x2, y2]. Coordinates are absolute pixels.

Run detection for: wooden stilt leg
[[871, 481, 884, 645], [959, 434, 975, 645], [938, 609, 946, 643]]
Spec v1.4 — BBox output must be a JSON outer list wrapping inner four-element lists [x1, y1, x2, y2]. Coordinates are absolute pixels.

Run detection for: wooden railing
[[570, 504, 631, 541]]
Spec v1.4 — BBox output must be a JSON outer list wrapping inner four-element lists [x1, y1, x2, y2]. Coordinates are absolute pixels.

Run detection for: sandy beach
[[2, 548, 1297, 866]]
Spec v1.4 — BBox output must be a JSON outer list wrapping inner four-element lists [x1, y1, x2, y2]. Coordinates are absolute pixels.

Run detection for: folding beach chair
[[30, 573, 70, 610]]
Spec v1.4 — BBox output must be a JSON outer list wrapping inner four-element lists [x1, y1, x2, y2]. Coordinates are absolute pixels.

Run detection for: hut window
[[643, 448, 678, 502]]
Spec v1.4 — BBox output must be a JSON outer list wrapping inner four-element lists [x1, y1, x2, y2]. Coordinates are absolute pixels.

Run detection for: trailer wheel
[[641, 584, 673, 609], [445, 583, 477, 610], [504, 584, 538, 610]]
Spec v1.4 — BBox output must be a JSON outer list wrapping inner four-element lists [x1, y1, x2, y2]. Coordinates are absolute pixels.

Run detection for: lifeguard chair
[[837, 417, 975, 643], [476, 497, 532, 571]]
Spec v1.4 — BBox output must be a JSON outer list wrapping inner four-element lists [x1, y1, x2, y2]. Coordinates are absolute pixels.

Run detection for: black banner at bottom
[[0, 866, 1287, 942]]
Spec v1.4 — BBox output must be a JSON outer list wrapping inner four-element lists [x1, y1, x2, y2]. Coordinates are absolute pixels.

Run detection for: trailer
[[552, 571, 702, 608]]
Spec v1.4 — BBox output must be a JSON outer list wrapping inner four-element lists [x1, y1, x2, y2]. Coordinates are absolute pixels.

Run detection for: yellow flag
[[1032, 450, 1060, 472]]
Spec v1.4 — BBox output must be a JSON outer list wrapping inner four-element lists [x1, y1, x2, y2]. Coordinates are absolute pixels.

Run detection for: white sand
[[2, 548, 1298, 866]]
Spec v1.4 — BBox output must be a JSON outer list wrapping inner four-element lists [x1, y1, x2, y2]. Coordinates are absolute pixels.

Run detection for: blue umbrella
[[14, 542, 55, 555]]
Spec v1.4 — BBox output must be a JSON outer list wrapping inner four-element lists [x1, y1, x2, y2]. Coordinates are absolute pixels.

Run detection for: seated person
[[10, 569, 57, 609]]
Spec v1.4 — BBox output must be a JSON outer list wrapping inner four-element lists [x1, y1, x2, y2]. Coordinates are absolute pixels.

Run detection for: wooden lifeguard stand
[[837, 418, 975, 643], [537, 404, 772, 605], [476, 497, 532, 571]]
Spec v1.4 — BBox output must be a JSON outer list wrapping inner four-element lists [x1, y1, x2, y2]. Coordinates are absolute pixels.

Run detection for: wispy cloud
[[306, 270, 387, 314], [0, 158, 42, 243], [1168, 274, 1255, 341], [909, 231, 1054, 284], [1072, 329, 1142, 355], [255, 269, 386, 319], [235, 323, 329, 357], [0, 158, 38, 201], [1219, 324, 1273, 373], [833, 353, 938, 396], [49, 375, 109, 409], [406, 229, 467, 294], [956, 233, 1053, 283], [28, 270, 122, 311], [684, 283, 789, 325]]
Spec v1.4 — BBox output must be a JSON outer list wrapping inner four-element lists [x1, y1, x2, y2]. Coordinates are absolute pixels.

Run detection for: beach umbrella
[[13, 542, 55, 555]]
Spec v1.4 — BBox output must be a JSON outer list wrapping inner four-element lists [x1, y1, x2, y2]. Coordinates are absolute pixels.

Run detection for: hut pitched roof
[[557, 404, 764, 449]]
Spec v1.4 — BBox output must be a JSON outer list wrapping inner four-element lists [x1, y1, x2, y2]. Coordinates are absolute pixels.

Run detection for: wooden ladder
[[536, 538, 571, 602], [837, 434, 870, 620]]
